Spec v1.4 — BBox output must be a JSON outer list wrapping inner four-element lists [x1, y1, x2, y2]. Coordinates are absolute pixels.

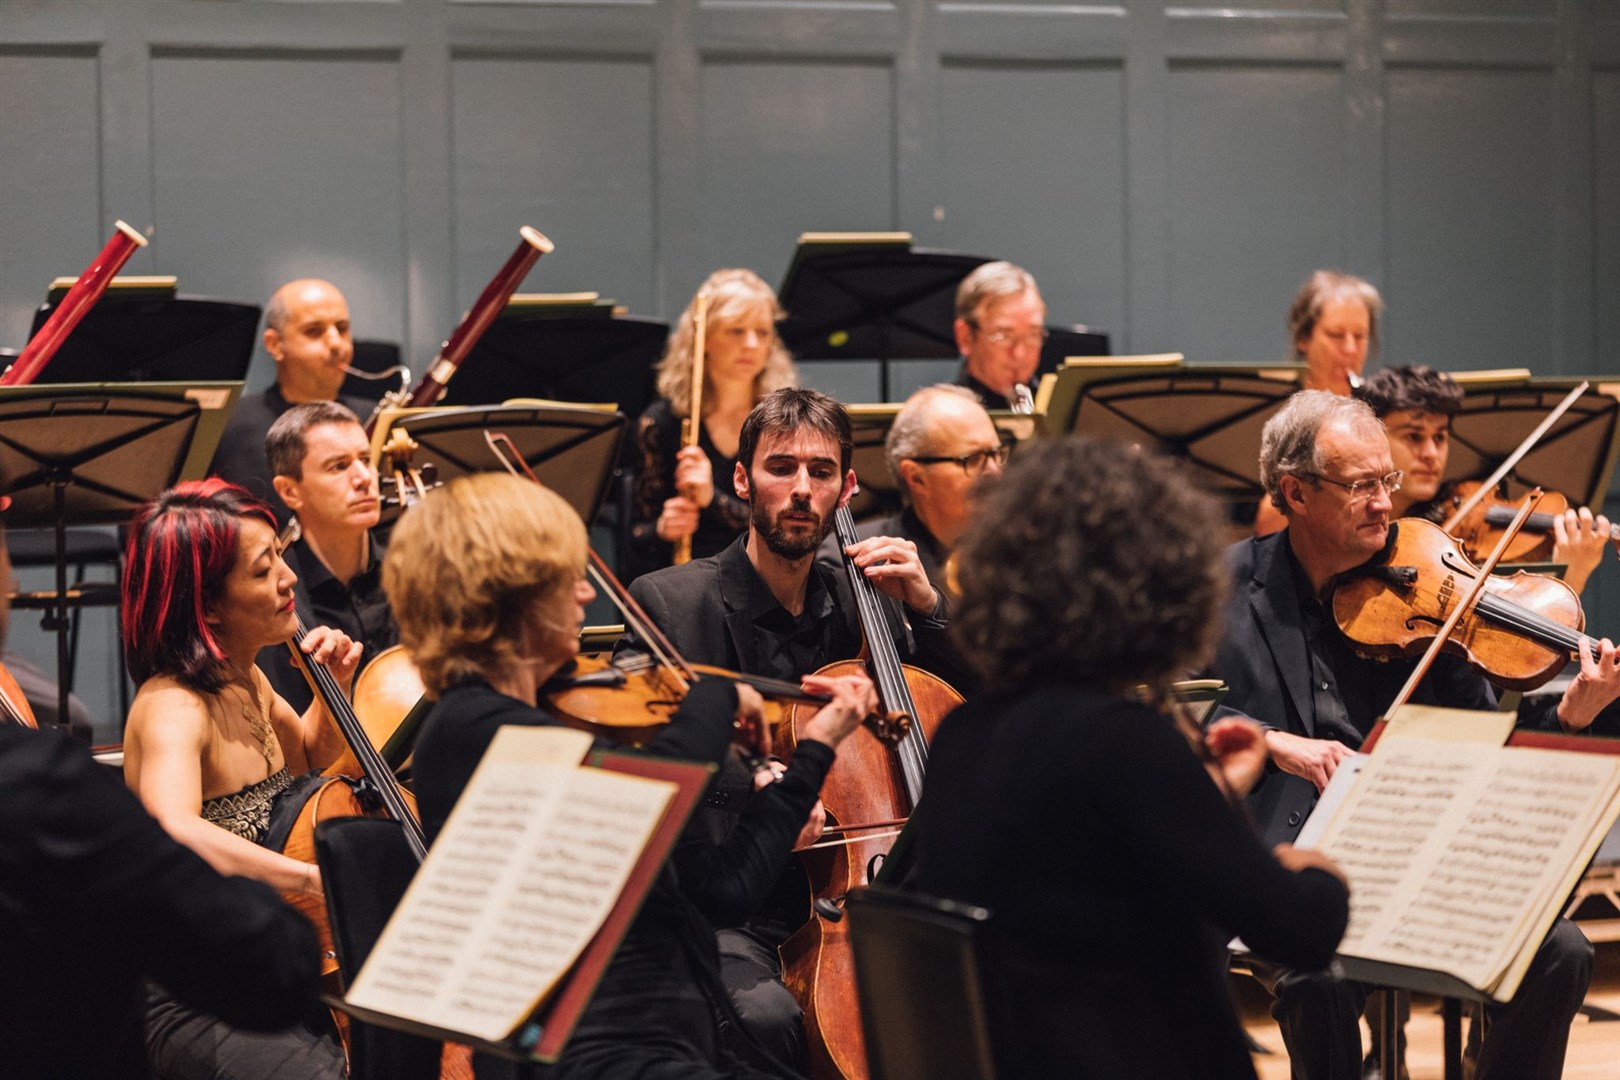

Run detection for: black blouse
[[629, 398, 751, 577], [891, 681, 1350, 1080]]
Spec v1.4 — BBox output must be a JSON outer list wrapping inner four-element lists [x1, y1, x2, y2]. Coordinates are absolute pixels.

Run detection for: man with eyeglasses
[[1208, 390, 1612, 1080], [817, 384, 1006, 594], [952, 261, 1047, 412]]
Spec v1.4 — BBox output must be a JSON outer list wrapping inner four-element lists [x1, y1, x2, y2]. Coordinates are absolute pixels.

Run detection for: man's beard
[[752, 497, 834, 560]]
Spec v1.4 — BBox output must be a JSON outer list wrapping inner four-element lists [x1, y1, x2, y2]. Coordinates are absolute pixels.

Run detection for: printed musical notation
[[1313, 737, 1620, 998], [346, 726, 677, 1042]]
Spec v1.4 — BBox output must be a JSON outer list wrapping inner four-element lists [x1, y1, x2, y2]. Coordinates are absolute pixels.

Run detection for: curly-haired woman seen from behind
[[887, 437, 1351, 1080]]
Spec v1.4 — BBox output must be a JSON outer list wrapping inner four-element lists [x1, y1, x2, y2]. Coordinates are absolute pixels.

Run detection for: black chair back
[[314, 815, 442, 1080], [844, 885, 1003, 1080]]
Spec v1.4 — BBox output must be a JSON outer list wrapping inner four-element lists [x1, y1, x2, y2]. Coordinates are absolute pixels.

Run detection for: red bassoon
[[0, 220, 149, 387], [364, 225, 553, 435]]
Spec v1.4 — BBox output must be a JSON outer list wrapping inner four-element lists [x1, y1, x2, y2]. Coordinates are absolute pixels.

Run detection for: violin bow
[[482, 430, 695, 691], [1385, 490, 1542, 718], [1440, 381, 1588, 534]]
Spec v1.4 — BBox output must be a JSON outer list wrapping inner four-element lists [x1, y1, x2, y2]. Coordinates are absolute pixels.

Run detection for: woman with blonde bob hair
[[630, 268, 799, 574], [384, 472, 875, 1078]]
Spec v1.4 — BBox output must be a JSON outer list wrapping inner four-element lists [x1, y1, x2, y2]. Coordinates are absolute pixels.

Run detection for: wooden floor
[[1241, 941, 1620, 1079]]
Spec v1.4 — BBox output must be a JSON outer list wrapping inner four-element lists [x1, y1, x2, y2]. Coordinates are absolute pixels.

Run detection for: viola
[[483, 430, 795, 759], [1443, 479, 1566, 564], [545, 653, 826, 752], [777, 503, 963, 1080], [1332, 517, 1593, 692]]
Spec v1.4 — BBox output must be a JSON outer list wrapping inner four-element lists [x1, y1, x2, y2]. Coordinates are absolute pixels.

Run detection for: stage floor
[[1243, 940, 1620, 1079]]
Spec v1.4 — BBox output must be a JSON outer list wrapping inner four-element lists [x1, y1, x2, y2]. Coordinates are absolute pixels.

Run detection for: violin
[[0, 660, 38, 728], [777, 502, 963, 1080], [1443, 479, 1566, 564], [1333, 516, 1593, 692], [1438, 379, 1591, 566]]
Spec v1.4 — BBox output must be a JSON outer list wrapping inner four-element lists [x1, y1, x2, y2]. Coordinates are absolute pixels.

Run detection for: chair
[[844, 885, 1004, 1080], [314, 816, 442, 1080]]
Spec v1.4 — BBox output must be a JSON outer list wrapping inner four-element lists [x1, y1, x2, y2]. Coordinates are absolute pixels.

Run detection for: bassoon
[[364, 225, 553, 435], [0, 220, 149, 387]]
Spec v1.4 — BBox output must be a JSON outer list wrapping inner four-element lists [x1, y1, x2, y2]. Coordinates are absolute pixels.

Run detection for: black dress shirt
[[209, 384, 371, 525], [260, 533, 397, 714]]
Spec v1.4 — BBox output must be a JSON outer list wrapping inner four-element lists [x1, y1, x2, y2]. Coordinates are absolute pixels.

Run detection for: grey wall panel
[[1385, 65, 1558, 371], [149, 50, 408, 388], [937, 60, 1126, 338], [0, 50, 102, 352], [450, 53, 656, 313], [693, 58, 896, 303], [1166, 62, 1347, 362], [1597, 69, 1620, 366]]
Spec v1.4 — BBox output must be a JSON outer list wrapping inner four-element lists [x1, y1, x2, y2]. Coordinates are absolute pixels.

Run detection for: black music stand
[[1037, 357, 1304, 525], [844, 404, 1045, 521], [0, 383, 236, 729], [776, 233, 992, 401], [437, 298, 667, 422], [370, 402, 626, 530], [27, 293, 259, 384], [1443, 372, 1620, 510]]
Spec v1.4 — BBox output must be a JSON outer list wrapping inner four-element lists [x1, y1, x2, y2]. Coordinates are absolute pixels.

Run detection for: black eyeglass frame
[[907, 445, 1013, 475]]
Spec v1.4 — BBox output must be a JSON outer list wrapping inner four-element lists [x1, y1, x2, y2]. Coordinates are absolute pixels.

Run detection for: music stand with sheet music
[[27, 288, 259, 385], [0, 382, 240, 728], [776, 233, 993, 401], [369, 402, 626, 531], [1442, 371, 1620, 512], [1036, 356, 1305, 528], [436, 295, 667, 422], [843, 404, 1045, 521]]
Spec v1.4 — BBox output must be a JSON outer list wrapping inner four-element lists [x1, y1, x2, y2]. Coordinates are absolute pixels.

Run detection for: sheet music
[[345, 726, 677, 1042], [1315, 738, 1620, 995]]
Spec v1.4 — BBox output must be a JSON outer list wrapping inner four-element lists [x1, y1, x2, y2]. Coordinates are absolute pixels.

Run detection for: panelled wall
[[1, 0, 1618, 732]]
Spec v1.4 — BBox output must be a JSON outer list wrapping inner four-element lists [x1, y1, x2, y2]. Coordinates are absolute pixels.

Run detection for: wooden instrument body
[[323, 645, 427, 779], [1332, 518, 1584, 692], [1446, 480, 1566, 564], [778, 658, 960, 1080], [0, 661, 39, 728]]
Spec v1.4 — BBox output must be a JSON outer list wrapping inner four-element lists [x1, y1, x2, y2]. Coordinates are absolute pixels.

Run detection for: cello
[[272, 615, 474, 1080], [777, 501, 963, 1080]]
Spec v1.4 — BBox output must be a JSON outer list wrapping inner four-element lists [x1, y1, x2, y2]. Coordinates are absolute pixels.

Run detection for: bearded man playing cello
[[620, 387, 955, 1074]]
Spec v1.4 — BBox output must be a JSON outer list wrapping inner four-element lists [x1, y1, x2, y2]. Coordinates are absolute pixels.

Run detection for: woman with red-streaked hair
[[120, 478, 357, 1079]]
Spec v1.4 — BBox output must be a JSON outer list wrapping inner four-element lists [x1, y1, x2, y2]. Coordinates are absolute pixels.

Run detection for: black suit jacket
[[1210, 531, 1494, 846], [0, 725, 322, 1080]]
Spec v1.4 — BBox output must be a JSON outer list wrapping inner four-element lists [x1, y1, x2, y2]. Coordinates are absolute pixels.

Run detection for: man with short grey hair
[[817, 384, 1004, 592], [1210, 389, 1609, 1080], [952, 261, 1046, 411]]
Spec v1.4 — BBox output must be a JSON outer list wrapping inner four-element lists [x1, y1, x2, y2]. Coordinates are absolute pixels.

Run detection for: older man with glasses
[[1207, 389, 1616, 1080], [952, 261, 1048, 412]]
